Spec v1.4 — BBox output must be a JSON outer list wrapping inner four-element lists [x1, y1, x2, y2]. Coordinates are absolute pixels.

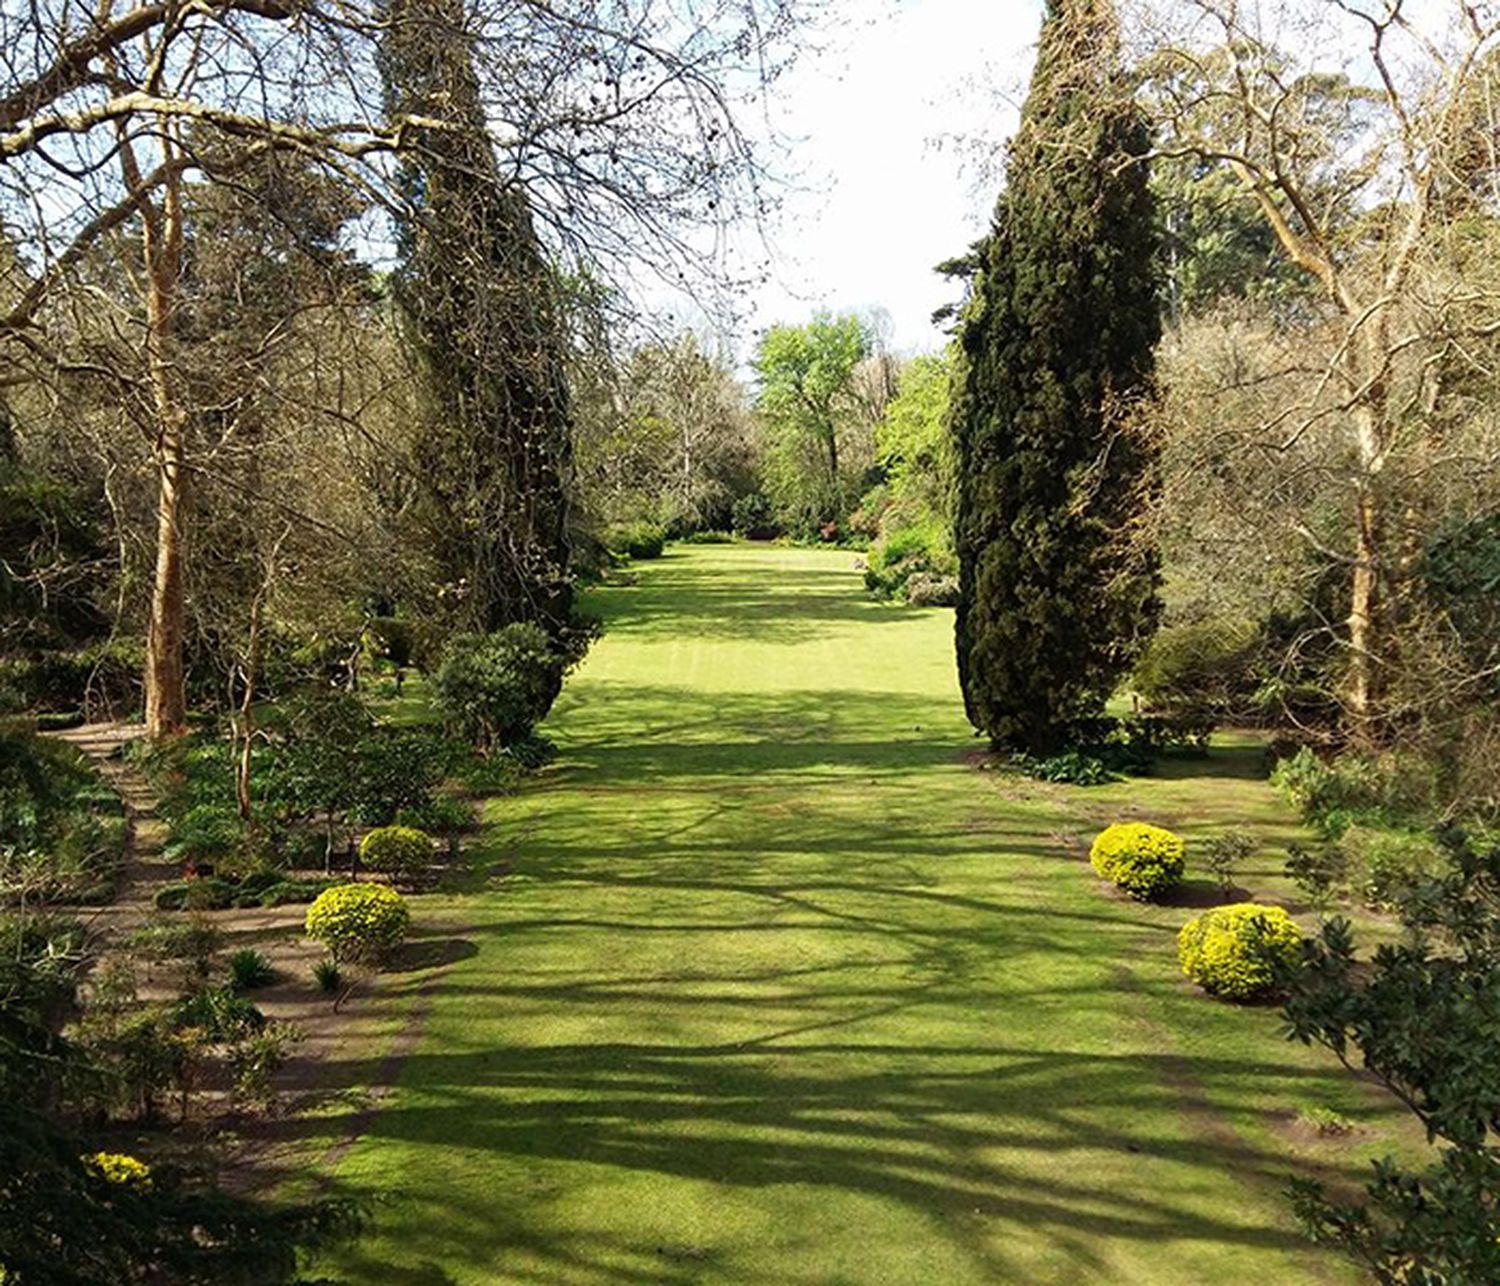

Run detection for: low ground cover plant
[[227, 948, 275, 991], [1089, 822, 1186, 900], [1178, 903, 1302, 1000]]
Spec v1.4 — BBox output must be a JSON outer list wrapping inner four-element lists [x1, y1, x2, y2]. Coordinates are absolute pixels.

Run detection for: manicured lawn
[[314, 544, 1420, 1284]]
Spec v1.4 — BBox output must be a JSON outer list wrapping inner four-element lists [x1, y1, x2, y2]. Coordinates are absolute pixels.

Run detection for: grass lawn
[[312, 543, 1422, 1284]]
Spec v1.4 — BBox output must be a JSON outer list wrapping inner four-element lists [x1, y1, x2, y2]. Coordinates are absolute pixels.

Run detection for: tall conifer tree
[[952, 0, 1162, 752], [379, 0, 574, 643]]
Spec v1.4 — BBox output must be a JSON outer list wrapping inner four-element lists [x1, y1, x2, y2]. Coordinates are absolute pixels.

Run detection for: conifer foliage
[[379, 0, 575, 643], [952, 0, 1162, 752]]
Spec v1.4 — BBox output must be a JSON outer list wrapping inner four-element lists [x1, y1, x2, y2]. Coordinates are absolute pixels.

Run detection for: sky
[[741, 0, 1046, 358]]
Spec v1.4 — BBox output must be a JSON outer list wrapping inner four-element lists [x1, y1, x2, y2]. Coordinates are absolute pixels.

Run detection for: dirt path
[[49, 721, 179, 932]]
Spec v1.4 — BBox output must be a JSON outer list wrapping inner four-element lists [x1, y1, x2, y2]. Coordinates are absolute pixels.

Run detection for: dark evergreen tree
[[952, 0, 1162, 753], [379, 0, 574, 645]]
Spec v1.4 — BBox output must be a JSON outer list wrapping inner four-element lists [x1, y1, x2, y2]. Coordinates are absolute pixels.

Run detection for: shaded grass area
[[310, 544, 1421, 1284]]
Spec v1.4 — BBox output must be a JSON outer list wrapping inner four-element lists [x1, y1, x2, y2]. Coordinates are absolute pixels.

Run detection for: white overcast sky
[[741, 0, 1046, 358]]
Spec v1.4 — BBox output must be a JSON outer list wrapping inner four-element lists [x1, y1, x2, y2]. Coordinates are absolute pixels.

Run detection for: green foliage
[[1421, 512, 1500, 689], [1284, 842, 1352, 914], [1202, 831, 1257, 896], [904, 573, 960, 608], [1132, 618, 1261, 716], [1, 725, 125, 902], [0, 1093, 365, 1284], [433, 624, 563, 754], [1178, 903, 1303, 999], [1152, 157, 1302, 312], [125, 920, 223, 975], [864, 519, 958, 603], [226, 948, 275, 991], [1341, 826, 1443, 911], [229, 1021, 298, 1105], [1089, 822, 1186, 900], [754, 313, 871, 533], [359, 825, 432, 878], [171, 986, 266, 1042], [1271, 746, 1441, 839], [347, 727, 454, 828], [1009, 714, 1215, 786], [304, 883, 409, 964], [153, 878, 236, 912], [313, 958, 344, 993], [951, 0, 1162, 753], [874, 352, 952, 508], [1283, 829, 1500, 1281], [1011, 748, 1115, 786], [1297, 1105, 1356, 1137], [604, 522, 667, 560], [731, 492, 777, 539]]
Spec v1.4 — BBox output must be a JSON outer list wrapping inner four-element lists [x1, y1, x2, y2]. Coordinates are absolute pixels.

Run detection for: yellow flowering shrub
[[1089, 822, 1186, 900], [83, 1151, 153, 1189], [359, 825, 432, 877], [1178, 903, 1303, 1000], [305, 882, 410, 963]]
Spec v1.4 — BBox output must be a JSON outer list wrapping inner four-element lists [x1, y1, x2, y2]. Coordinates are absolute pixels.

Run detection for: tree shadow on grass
[[385, 936, 479, 973]]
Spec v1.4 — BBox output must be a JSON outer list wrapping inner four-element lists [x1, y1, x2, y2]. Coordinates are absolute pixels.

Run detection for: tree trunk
[[1347, 483, 1381, 741], [142, 138, 188, 739], [1345, 340, 1388, 746]]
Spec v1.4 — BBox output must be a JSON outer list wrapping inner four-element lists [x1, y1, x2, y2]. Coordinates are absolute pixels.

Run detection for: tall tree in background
[[380, 0, 574, 643], [753, 313, 871, 533], [952, 0, 1162, 752]]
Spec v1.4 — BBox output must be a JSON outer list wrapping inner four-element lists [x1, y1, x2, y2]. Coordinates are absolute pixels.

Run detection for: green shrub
[[394, 795, 471, 834], [255, 878, 336, 907], [313, 958, 344, 993], [864, 520, 957, 601], [1178, 903, 1303, 1000], [1341, 826, 1443, 910], [1298, 1105, 1356, 1136], [1202, 831, 1257, 896], [1132, 618, 1260, 715], [359, 825, 431, 877], [172, 986, 265, 1040], [904, 573, 960, 607], [680, 529, 734, 544], [126, 919, 222, 970], [348, 726, 453, 826], [1089, 822, 1186, 900], [166, 803, 241, 860], [153, 878, 235, 912], [305, 883, 409, 964], [1271, 746, 1442, 838], [604, 521, 667, 560], [1011, 749, 1114, 786], [1285, 841, 1352, 913], [731, 492, 777, 539], [433, 625, 563, 753], [226, 948, 275, 991]]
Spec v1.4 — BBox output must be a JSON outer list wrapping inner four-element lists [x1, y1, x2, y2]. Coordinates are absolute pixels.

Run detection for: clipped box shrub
[[1089, 822, 1186, 900], [305, 883, 409, 964], [359, 825, 432, 877], [1178, 903, 1303, 1000]]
